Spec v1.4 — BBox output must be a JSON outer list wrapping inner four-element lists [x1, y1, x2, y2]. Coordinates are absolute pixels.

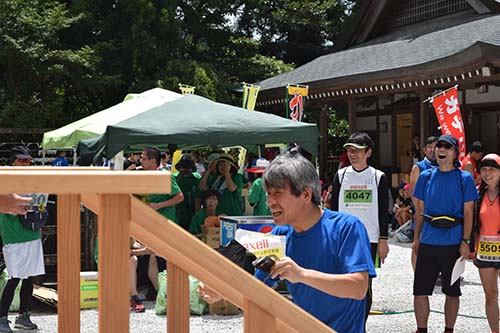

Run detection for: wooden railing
[[0, 168, 334, 333]]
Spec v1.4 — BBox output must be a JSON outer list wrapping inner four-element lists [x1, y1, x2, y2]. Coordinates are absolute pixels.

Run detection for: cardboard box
[[391, 173, 409, 188], [208, 299, 241, 315], [80, 271, 98, 309], [202, 226, 220, 248]]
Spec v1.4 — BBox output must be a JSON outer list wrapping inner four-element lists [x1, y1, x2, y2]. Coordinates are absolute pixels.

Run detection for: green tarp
[[77, 92, 319, 162]]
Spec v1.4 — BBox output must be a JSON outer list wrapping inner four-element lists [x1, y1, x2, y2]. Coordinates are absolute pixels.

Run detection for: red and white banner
[[431, 87, 466, 159]]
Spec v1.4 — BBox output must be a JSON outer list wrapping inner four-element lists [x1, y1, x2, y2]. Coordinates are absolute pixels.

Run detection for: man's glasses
[[436, 142, 453, 149]]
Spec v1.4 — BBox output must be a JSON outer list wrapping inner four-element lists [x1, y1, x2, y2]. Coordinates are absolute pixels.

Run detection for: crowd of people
[[0, 133, 498, 333]]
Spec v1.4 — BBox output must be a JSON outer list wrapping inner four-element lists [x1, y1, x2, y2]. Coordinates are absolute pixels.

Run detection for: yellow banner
[[287, 84, 308, 96], [179, 84, 195, 95], [242, 83, 260, 111], [170, 150, 182, 173]]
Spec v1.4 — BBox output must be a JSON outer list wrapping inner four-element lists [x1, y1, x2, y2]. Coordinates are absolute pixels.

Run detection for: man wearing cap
[[174, 153, 202, 231], [461, 140, 484, 185], [199, 153, 243, 216], [247, 158, 271, 216], [409, 136, 438, 205], [0, 147, 44, 332], [330, 131, 389, 325], [412, 134, 479, 333]]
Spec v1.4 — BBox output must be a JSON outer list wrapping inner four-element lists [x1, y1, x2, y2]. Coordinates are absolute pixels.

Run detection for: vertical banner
[[179, 84, 195, 95], [242, 83, 260, 111], [286, 84, 309, 121], [431, 86, 466, 159]]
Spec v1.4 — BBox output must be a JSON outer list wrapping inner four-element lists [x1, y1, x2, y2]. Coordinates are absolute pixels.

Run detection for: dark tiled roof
[[257, 12, 500, 92]]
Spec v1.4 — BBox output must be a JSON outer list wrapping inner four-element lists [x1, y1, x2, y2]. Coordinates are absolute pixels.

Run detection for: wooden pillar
[[57, 194, 81, 333], [319, 105, 329, 175], [244, 299, 277, 333], [98, 194, 130, 333], [347, 98, 356, 134], [167, 262, 190, 333], [419, 91, 427, 144]]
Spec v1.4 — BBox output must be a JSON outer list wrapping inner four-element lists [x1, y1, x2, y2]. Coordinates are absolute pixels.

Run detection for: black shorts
[[474, 257, 500, 269], [413, 243, 461, 297]]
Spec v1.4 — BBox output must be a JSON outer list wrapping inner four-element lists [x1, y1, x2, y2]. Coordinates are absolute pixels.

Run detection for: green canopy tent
[[41, 88, 183, 150], [77, 93, 319, 164]]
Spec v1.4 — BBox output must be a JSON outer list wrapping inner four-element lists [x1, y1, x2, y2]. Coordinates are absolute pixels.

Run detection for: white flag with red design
[[431, 87, 466, 159]]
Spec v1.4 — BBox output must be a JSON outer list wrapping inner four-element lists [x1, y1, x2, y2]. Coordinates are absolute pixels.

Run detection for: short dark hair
[[470, 141, 483, 153], [202, 190, 220, 204], [143, 146, 161, 166], [425, 136, 438, 146]]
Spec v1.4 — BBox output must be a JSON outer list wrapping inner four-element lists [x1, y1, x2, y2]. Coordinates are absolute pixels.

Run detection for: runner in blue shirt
[[412, 134, 479, 333], [198, 153, 375, 333]]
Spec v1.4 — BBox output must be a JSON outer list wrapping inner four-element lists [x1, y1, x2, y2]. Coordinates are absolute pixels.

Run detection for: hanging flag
[[179, 84, 195, 95], [286, 84, 308, 121], [242, 83, 260, 111], [431, 86, 466, 159]]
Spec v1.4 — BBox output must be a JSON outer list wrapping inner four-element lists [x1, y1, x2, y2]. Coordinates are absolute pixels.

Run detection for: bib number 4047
[[344, 190, 372, 203]]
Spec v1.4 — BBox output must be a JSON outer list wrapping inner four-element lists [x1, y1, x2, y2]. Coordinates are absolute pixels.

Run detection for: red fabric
[[460, 154, 479, 181], [431, 87, 466, 159]]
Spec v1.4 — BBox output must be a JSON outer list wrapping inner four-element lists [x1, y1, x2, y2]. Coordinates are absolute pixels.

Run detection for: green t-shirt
[[189, 208, 224, 235], [148, 174, 182, 224], [248, 178, 271, 216], [0, 213, 41, 245], [174, 172, 202, 229], [207, 173, 243, 216]]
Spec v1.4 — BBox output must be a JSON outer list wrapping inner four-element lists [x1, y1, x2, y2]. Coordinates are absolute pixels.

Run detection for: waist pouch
[[20, 211, 48, 231], [423, 214, 463, 228]]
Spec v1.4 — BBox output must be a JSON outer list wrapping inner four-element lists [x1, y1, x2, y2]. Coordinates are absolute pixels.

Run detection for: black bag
[[215, 240, 256, 274], [20, 211, 48, 231]]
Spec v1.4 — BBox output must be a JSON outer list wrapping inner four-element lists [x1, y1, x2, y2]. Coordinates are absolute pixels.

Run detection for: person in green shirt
[[140, 147, 184, 225], [0, 146, 43, 332], [247, 159, 271, 216], [199, 153, 243, 216], [174, 154, 202, 231], [189, 190, 225, 235]]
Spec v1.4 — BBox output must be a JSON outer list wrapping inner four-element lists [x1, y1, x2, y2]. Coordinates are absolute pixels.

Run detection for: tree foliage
[[0, 0, 357, 129]]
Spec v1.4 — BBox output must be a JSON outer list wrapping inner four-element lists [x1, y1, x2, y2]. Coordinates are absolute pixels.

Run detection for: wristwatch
[[462, 238, 470, 245]]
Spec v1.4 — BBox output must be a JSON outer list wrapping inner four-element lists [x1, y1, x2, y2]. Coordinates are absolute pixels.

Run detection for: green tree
[[0, 0, 106, 128]]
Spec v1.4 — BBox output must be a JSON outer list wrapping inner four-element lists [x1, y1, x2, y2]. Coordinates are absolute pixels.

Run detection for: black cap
[[343, 132, 375, 150], [10, 146, 31, 160], [175, 153, 196, 172]]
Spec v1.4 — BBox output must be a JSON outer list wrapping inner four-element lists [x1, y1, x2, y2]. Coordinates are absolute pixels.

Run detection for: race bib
[[477, 235, 500, 262], [343, 189, 373, 206]]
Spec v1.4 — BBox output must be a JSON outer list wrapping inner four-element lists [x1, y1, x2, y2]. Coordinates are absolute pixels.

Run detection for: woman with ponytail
[[473, 153, 500, 333]]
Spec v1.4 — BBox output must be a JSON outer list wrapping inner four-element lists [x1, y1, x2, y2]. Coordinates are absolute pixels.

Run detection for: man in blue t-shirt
[[198, 153, 375, 333], [412, 134, 479, 333]]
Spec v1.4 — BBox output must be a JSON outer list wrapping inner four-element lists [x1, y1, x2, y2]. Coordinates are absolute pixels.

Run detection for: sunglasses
[[436, 142, 453, 149], [17, 158, 31, 162]]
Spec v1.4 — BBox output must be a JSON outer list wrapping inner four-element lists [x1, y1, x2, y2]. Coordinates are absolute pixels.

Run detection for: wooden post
[[57, 194, 81, 333], [98, 194, 130, 333], [244, 299, 277, 333], [419, 91, 427, 143], [319, 105, 329, 176], [166, 262, 190, 333], [347, 98, 356, 134]]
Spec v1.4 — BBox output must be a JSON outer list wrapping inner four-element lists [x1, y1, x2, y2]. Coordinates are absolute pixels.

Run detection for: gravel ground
[[19, 238, 491, 332]]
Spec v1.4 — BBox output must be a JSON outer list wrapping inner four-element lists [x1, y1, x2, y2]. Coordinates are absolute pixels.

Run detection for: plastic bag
[[235, 229, 286, 259], [155, 271, 207, 316], [0, 269, 21, 311]]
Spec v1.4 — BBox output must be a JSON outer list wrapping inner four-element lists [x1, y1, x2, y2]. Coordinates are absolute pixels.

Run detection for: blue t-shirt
[[413, 168, 479, 245], [415, 157, 435, 173], [255, 209, 376, 333], [52, 157, 69, 166]]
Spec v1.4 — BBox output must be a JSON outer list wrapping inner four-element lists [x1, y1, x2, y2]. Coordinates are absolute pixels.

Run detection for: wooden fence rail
[[0, 168, 334, 333]]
